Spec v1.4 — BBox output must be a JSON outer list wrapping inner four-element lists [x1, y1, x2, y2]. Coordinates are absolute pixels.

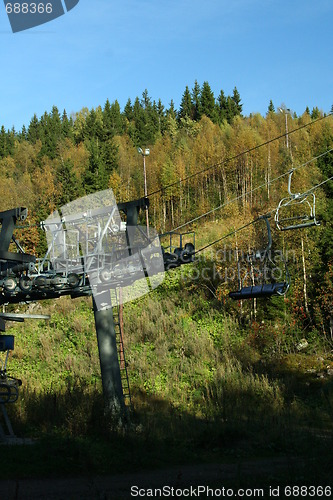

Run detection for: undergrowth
[[0, 266, 332, 482]]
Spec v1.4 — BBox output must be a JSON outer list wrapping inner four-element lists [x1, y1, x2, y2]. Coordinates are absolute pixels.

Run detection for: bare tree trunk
[[248, 243, 257, 321], [250, 158, 253, 207], [163, 200, 166, 232], [218, 181, 222, 203], [221, 168, 228, 200], [301, 235, 309, 315], [179, 179, 183, 221], [267, 145, 271, 200], [171, 199, 174, 228], [235, 232, 243, 318]]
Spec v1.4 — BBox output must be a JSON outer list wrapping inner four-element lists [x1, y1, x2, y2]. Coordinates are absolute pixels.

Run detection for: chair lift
[[275, 169, 320, 231], [0, 335, 21, 405], [229, 215, 290, 300], [0, 335, 22, 440], [160, 232, 195, 270]]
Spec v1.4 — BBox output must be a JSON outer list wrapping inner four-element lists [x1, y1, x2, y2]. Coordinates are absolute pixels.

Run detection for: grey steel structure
[[0, 196, 195, 425]]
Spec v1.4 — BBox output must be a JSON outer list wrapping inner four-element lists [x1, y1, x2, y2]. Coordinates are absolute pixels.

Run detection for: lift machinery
[[0, 193, 195, 431]]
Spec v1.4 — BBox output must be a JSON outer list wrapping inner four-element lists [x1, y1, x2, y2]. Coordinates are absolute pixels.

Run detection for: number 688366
[[5, 3, 53, 14]]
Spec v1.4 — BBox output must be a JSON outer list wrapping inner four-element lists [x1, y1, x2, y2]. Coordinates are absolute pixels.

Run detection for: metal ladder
[[111, 288, 131, 407]]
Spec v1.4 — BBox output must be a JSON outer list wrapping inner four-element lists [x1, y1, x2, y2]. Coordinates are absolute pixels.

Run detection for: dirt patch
[[0, 456, 306, 499]]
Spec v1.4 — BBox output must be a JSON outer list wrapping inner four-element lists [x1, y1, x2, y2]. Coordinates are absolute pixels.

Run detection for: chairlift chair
[[0, 335, 21, 405], [229, 216, 290, 300], [160, 232, 195, 270], [275, 169, 320, 231]]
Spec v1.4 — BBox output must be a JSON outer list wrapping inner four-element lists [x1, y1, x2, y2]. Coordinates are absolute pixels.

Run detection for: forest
[[0, 81, 332, 335], [0, 81, 332, 489]]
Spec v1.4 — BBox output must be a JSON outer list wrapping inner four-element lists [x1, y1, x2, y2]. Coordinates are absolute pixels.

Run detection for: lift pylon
[[0, 190, 195, 417]]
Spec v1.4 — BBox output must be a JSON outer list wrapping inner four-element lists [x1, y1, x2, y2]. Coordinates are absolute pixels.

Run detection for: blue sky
[[0, 0, 332, 131]]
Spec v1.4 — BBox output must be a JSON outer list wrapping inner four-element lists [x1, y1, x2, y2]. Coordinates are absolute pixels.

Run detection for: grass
[[0, 266, 332, 489]]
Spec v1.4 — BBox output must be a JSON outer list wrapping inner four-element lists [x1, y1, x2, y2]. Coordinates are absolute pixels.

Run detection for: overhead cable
[[194, 173, 333, 255], [148, 113, 332, 197], [173, 148, 333, 232]]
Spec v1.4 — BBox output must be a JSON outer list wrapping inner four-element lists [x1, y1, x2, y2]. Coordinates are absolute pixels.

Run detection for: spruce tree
[[84, 137, 104, 193], [0, 126, 7, 158], [167, 99, 177, 119], [27, 114, 41, 144], [311, 107, 321, 119], [43, 106, 63, 158], [156, 98, 166, 134], [267, 100, 275, 114], [192, 80, 202, 121], [231, 87, 243, 116], [217, 90, 228, 123], [19, 124, 27, 142], [200, 81, 217, 122], [85, 108, 104, 141], [56, 158, 84, 205], [225, 96, 236, 123], [61, 109, 73, 140], [7, 127, 16, 156], [178, 86, 193, 121], [123, 98, 133, 121], [102, 138, 119, 181], [141, 89, 152, 111], [103, 99, 123, 138]]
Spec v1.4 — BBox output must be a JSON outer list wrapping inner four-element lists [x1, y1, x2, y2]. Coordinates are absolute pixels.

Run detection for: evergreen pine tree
[[38, 111, 49, 155], [231, 87, 243, 116], [311, 107, 321, 119], [102, 138, 119, 181], [192, 80, 202, 121], [200, 81, 217, 122], [217, 90, 228, 123], [225, 96, 236, 123], [19, 124, 27, 142], [27, 114, 41, 144], [85, 108, 104, 141], [156, 98, 166, 134], [149, 100, 160, 137], [130, 96, 146, 146], [61, 109, 73, 140], [267, 100, 275, 114], [178, 86, 193, 122], [41, 106, 63, 158], [7, 127, 16, 155], [128, 94, 158, 146], [0, 126, 7, 158], [84, 137, 104, 193], [56, 159, 85, 205], [167, 99, 177, 119], [123, 98, 133, 121], [141, 89, 152, 111], [103, 99, 123, 138]]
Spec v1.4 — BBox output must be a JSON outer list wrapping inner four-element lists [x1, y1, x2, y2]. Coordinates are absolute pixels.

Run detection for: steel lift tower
[[0, 192, 195, 432]]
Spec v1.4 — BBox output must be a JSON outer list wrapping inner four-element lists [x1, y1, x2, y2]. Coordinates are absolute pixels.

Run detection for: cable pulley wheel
[[3, 277, 17, 292], [19, 275, 33, 292]]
